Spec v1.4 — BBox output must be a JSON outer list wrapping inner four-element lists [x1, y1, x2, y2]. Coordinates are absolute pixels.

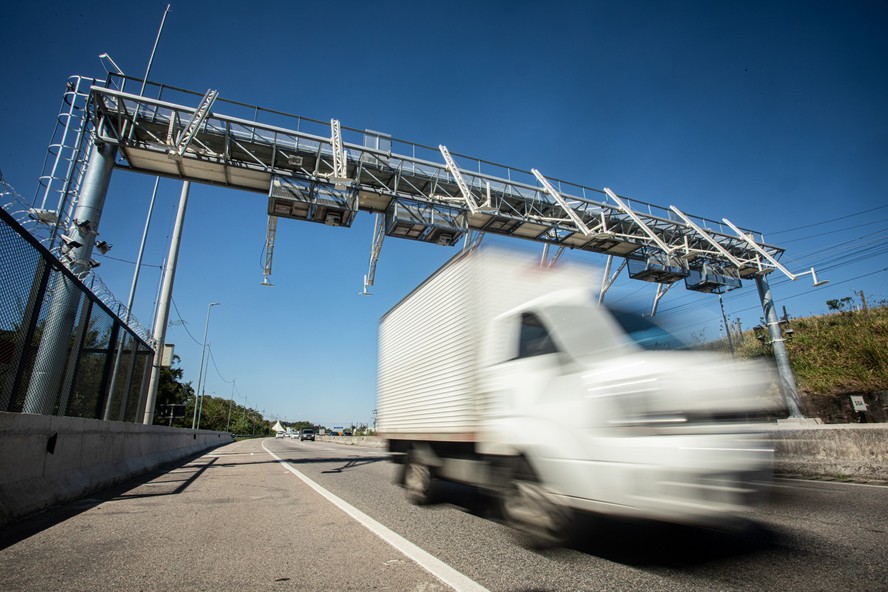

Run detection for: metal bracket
[[539, 244, 566, 268], [669, 205, 742, 267], [604, 188, 671, 254], [169, 88, 219, 159], [330, 119, 351, 189], [361, 213, 386, 295], [439, 145, 480, 213], [598, 255, 628, 304], [532, 168, 592, 236], [649, 282, 674, 316], [721, 217, 827, 284], [261, 215, 277, 286]]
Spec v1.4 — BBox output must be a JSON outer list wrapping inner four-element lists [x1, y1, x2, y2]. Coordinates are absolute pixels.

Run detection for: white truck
[[377, 247, 778, 544]]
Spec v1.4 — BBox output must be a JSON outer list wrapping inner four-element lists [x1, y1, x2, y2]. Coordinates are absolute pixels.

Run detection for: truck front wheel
[[404, 461, 434, 505], [502, 467, 572, 547]]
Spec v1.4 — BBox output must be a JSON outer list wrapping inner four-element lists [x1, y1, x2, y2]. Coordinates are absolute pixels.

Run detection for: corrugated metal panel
[[378, 250, 479, 435]]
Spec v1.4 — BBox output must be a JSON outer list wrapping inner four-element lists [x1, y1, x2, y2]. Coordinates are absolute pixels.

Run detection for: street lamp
[[192, 302, 220, 429]]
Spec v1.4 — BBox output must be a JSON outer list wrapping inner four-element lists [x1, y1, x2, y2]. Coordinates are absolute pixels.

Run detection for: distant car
[[275, 432, 284, 439], [300, 429, 315, 441], [343, 430, 352, 437]]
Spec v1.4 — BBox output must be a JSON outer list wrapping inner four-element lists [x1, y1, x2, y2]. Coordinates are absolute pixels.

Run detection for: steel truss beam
[[86, 79, 789, 287]]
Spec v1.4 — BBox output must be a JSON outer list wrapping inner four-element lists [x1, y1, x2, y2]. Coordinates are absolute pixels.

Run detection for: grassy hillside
[[731, 304, 888, 396], [707, 304, 887, 422]]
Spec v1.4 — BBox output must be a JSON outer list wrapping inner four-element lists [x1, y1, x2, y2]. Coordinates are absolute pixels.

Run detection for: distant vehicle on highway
[[300, 429, 315, 441], [275, 432, 284, 439]]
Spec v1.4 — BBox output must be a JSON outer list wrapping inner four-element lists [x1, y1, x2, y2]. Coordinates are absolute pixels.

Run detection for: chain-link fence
[[1, 206, 153, 420]]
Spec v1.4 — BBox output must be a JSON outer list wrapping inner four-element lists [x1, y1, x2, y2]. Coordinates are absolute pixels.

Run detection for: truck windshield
[[608, 309, 687, 351], [539, 305, 687, 359]]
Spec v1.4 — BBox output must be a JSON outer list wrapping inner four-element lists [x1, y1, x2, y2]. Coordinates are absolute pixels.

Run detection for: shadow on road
[[427, 479, 781, 569], [207, 454, 391, 472], [561, 514, 780, 568], [0, 449, 220, 551]]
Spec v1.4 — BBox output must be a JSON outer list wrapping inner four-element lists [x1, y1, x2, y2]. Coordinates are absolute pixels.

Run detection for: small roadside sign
[[850, 396, 868, 412]]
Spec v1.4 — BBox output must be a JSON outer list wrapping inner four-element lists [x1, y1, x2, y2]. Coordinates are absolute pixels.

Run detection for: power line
[[722, 267, 888, 317], [97, 253, 164, 268], [169, 298, 202, 346], [207, 343, 234, 384], [776, 218, 888, 245], [766, 204, 888, 236]]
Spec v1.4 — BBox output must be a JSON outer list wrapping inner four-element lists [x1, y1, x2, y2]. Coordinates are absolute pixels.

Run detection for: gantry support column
[[23, 138, 118, 414], [755, 272, 804, 418], [143, 181, 190, 425]]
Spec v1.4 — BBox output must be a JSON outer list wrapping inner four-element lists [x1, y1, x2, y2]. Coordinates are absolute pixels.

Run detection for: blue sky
[[2, 1, 886, 426]]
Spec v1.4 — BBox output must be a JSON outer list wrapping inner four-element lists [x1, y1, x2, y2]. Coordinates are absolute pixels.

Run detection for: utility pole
[[718, 293, 735, 357], [226, 379, 235, 432], [192, 302, 220, 429]]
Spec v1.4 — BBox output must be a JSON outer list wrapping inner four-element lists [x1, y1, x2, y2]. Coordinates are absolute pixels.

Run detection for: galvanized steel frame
[[85, 75, 787, 290]]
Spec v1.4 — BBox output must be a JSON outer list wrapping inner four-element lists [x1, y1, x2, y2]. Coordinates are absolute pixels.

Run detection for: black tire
[[404, 459, 434, 505], [501, 461, 573, 547]]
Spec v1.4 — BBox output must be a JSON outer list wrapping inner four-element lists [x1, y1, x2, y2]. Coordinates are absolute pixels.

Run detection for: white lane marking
[[262, 441, 489, 592]]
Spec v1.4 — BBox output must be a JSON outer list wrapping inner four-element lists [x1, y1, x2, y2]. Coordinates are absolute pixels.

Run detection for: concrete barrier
[[317, 435, 386, 448], [4, 421, 882, 527], [322, 425, 888, 483], [771, 422, 888, 482], [0, 412, 232, 527]]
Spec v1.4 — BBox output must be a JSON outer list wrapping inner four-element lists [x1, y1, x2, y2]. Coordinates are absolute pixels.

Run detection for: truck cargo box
[[377, 247, 595, 441]]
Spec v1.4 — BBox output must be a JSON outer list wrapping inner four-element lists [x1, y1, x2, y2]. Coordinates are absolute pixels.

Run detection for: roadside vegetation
[[152, 359, 370, 436], [729, 299, 887, 395], [707, 294, 887, 422], [153, 356, 270, 436]]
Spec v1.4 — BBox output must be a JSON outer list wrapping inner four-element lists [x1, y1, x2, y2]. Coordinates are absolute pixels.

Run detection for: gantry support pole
[[755, 272, 804, 418], [143, 181, 190, 424], [23, 137, 118, 414]]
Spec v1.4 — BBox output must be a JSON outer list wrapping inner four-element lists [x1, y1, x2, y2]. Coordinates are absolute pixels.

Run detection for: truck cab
[[478, 299, 777, 539]]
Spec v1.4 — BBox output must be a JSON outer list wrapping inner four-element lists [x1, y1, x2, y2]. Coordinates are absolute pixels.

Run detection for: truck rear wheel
[[404, 460, 434, 505]]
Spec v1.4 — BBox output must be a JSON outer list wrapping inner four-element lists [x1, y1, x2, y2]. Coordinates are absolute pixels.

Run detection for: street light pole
[[191, 302, 220, 429], [226, 379, 235, 432]]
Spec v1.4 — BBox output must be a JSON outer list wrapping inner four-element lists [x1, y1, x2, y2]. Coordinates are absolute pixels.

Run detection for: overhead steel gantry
[[25, 73, 827, 420], [83, 75, 811, 302]]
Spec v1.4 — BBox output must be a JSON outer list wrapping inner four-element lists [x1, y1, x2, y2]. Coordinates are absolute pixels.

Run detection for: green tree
[[153, 355, 195, 427]]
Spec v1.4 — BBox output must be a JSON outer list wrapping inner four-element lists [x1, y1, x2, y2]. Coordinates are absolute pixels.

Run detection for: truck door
[[480, 312, 576, 453]]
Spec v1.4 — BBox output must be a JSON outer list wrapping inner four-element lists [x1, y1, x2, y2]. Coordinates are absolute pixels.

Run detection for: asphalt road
[[2, 437, 887, 591]]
